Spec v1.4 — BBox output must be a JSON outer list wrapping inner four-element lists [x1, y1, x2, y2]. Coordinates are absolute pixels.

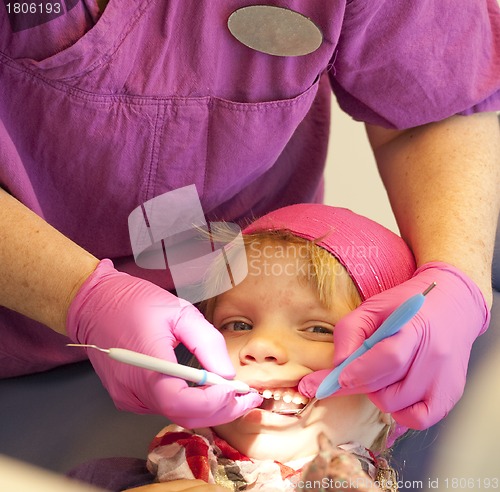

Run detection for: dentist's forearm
[[366, 112, 500, 308], [0, 189, 99, 334]]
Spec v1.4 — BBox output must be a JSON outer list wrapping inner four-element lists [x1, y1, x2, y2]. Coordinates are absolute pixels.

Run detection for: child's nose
[[240, 335, 288, 365]]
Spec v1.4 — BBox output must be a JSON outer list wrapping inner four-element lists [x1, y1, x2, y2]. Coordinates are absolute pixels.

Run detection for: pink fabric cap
[[243, 204, 416, 301]]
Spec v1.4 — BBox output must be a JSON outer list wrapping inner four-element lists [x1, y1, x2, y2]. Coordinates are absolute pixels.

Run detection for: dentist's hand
[[299, 262, 490, 430], [66, 259, 262, 428]]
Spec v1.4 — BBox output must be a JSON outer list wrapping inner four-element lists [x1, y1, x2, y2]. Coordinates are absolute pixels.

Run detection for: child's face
[[212, 242, 386, 462]]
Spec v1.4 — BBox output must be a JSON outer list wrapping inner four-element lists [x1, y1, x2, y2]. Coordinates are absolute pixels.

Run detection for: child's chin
[[245, 432, 316, 462], [215, 416, 318, 462]]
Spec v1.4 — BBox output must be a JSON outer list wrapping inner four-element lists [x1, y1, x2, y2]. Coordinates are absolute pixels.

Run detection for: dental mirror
[[228, 5, 323, 57]]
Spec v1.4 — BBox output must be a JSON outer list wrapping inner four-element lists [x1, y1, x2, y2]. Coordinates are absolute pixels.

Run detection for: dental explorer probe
[[277, 282, 437, 416], [66, 344, 256, 394]]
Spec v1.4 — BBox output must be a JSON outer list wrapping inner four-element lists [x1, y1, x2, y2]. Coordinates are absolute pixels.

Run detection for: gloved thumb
[[298, 370, 330, 398]]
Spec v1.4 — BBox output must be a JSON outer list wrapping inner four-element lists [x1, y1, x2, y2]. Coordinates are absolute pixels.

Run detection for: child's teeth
[[258, 388, 308, 407], [292, 394, 307, 405], [262, 389, 273, 399], [292, 393, 309, 405]]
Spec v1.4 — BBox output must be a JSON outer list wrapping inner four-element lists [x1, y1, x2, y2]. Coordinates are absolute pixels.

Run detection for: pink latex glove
[[66, 259, 262, 428], [299, 262, 490, 430]]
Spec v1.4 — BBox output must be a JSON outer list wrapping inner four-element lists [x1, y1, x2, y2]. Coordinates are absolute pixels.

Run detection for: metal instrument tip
[[273, 397, 318, 416], [66, 343, 110, 353], [422, 282, 437, 296]]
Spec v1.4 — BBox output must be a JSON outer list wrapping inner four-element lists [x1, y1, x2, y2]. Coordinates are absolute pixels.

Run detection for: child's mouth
[[257, 387, 309, 414]]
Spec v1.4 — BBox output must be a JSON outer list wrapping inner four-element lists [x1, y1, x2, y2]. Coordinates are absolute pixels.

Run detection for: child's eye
[[221, 321, 253, 332], [305, 325, 333, 335]]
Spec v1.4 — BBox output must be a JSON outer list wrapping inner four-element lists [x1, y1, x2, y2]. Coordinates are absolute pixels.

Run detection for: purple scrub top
[[1, 0, 499, 376]]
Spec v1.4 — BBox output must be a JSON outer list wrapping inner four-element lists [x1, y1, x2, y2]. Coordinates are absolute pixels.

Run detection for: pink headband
[[243, 204, 416, 301]]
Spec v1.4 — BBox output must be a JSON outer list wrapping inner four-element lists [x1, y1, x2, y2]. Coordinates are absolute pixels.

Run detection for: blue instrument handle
[[315, 283, 435, 400]]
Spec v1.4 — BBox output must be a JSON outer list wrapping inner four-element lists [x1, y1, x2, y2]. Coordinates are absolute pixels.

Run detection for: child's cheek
[[224, 338, 243, 368], [303, 348, 334, 372]]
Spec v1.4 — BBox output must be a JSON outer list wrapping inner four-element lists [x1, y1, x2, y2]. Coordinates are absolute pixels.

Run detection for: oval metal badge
[[228, 5, 323, 57]]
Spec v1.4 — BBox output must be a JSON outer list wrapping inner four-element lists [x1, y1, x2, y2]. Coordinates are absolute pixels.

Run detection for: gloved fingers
[[367, 376, 427, 416], [172, 303, 237, 379], [337, 328, 419, 394], [152, 378, 263, 427], [297, 370, 331, 398], [390, 399, 445, 430], [298, 326, 418, 399], [173, 394, 261, 429], [298, 370, 369, 400], [298, 369, 331, 398], [331, 276, 441, 369], [370, 361, 466, 428], [364, 344, 432, 414]]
